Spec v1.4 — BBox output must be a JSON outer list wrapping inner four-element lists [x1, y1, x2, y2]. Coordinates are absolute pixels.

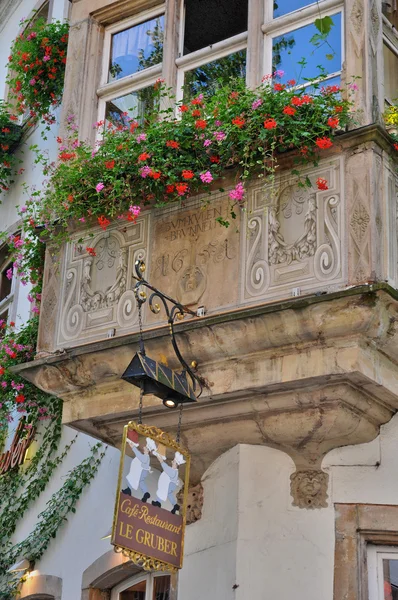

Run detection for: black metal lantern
[[122, 260, 203, 411], [122, 352, 197, 408]]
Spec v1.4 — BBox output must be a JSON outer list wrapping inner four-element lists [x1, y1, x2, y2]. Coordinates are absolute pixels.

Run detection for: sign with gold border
[[111, 422, 190, 572]]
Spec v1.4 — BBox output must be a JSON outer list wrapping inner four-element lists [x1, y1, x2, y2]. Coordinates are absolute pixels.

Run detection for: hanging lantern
[[121, 352, 197, 408]]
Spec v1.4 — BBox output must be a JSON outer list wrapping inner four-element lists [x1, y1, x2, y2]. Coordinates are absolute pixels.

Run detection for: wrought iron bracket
[[132, 259, 203, 396]]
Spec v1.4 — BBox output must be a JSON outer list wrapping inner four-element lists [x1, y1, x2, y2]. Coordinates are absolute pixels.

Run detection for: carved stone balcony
[[13, 127, 398, 505]]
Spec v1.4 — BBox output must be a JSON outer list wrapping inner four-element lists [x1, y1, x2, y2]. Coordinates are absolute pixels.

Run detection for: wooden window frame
[[110, 572, 171, 600], [334, 504, 398, 600]]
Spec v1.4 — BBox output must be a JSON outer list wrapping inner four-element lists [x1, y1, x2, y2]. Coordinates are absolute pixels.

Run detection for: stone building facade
[[3, 0, 398, 598]]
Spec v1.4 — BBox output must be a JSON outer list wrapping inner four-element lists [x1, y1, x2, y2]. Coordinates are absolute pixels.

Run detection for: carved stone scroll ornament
[[80, 244, 128, 312], [268, 192, 317, 265], [314, 195, 341, 280], [245, 216, 270, 296], [177, 483, 204, 524], [290, 470, 329, 509]]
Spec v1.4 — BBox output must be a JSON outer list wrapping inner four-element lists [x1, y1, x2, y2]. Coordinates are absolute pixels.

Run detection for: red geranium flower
[[334, 105, 343, 113], [283, 106, 296, 116], [176, 182, 189, 195], [274, 83, 285, 91], [86, 247, 96, 256], [179, 105, 189, 112], [105, 159, 115, 169], [166, 184, 175, 194], [192, 109, 201, 117], [394, 143, 398, 151], [195, 119, 207, 129], [98, 215, 111, 230], [166, 140, 179, 149], [315, 137, 333, 149], [316, 177, 328, 190], [0, 366, 4, 375], [149, 170, 161, 179], [15, 394, 25, 403], [210, 155, 220, 163], [264, 118, 277, 129], [182, 170, 194, 179], [232, 116, 245, 128], [327, 116, 339, 129], [138, 152, 150, 161], [129, 121, 139, 132]]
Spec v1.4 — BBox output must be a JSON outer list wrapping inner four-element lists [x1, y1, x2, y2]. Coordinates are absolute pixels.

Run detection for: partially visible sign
[[112, 422, 190, 572], [0, 418, 35, 476]]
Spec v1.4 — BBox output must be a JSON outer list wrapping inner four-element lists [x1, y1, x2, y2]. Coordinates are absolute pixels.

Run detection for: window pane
[[383, 559, 398, 600], [184, 50, 246, 99], [105, 87, 157, 127], [183, 0, 248, 55], [120, 578, 146, 600], [109, 15, 164, 82], [0, 310, 8, 338], [384, 44, 398, 102], [272, 13, 341, 85], [0, 262, 12, 303], [274, 0, 315, 19], [153, 575, 171, 600]]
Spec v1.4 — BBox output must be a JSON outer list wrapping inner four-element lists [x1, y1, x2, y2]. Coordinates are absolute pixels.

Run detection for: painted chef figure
[[122, 431, 157, 502], [152, 450, 185, 515]]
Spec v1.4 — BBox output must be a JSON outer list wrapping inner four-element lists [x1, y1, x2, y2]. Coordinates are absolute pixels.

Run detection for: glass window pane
[[274, 0, 315, 19], [272, 13, 341, 85], [383, 559, 398, 600], [120, 578, 146, 600], [183, 50, 246, 99], [0, 262, 13, 302], [153, 575, 171, 600], [105, 87, 157, 127], [183, 0, 248, 55], [109, 15, 164, 82], [384, 44, 398, 102]]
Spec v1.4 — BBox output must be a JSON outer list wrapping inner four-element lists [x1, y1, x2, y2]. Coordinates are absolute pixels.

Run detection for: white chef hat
[[145, 437, 157, 452], [174, 451, 186, 466]]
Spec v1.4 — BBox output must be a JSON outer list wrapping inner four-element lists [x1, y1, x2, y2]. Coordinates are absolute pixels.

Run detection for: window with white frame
[[98, 5, 166, 127], [110, 573, 171, 600], [97, 0, 344, 119], [382, 2, 398, 105], [176, 0, 248, 101], [0, 243, 15, 329], [263, 0, 343, 88], [368, 545, 398, 600]]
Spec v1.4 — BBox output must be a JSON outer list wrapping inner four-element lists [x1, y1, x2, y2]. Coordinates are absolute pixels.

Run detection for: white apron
[[156, 471, 170, 502], [126, 457, 143, 491]]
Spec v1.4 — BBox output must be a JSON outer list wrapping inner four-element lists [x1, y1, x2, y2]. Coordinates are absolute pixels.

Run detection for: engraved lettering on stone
[[154, 254, 170, 277], [172, 249, 188, 273], [290, 470, 328, 509], [199, 239, 236, 264]]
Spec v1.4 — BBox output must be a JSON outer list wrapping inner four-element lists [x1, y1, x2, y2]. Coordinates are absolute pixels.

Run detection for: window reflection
[[384, 44, 398, 103], [272, 13, 341, 84], [119, 578, 146, 600], [109, 16, 164, 82], [184, 50, 246, 99], [383, 559, 398, 600], [105, 87, 157, 127], [273, 0, 315, 19], [153, 575, 171, 600]]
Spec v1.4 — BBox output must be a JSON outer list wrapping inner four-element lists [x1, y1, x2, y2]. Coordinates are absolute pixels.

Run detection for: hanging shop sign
[[112, 421, 190, 572], [0, 418, 35, 476]]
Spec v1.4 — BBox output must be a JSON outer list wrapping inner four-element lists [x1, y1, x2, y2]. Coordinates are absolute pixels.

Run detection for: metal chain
[[138, 299, 144, 424], [176, 403, 183, 443], [137, 297, 145, 356], [138, 383, 144, 425]]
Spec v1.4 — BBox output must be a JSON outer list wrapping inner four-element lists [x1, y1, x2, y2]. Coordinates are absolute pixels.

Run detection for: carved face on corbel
[[290, 470, 329, 509]]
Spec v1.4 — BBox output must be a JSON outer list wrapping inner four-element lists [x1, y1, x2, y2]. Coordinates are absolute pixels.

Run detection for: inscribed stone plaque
[[149, 194, 240, 322]]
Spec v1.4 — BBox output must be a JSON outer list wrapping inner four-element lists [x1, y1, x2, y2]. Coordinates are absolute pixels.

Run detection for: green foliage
[[19, 76, 353, 252], [0, 100, 23, 193], [6, 18, 69, 126], [0, 443, 106, 598]]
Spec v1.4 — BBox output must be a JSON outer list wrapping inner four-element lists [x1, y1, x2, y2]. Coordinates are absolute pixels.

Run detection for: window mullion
[[246, 0, 265, 88]]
